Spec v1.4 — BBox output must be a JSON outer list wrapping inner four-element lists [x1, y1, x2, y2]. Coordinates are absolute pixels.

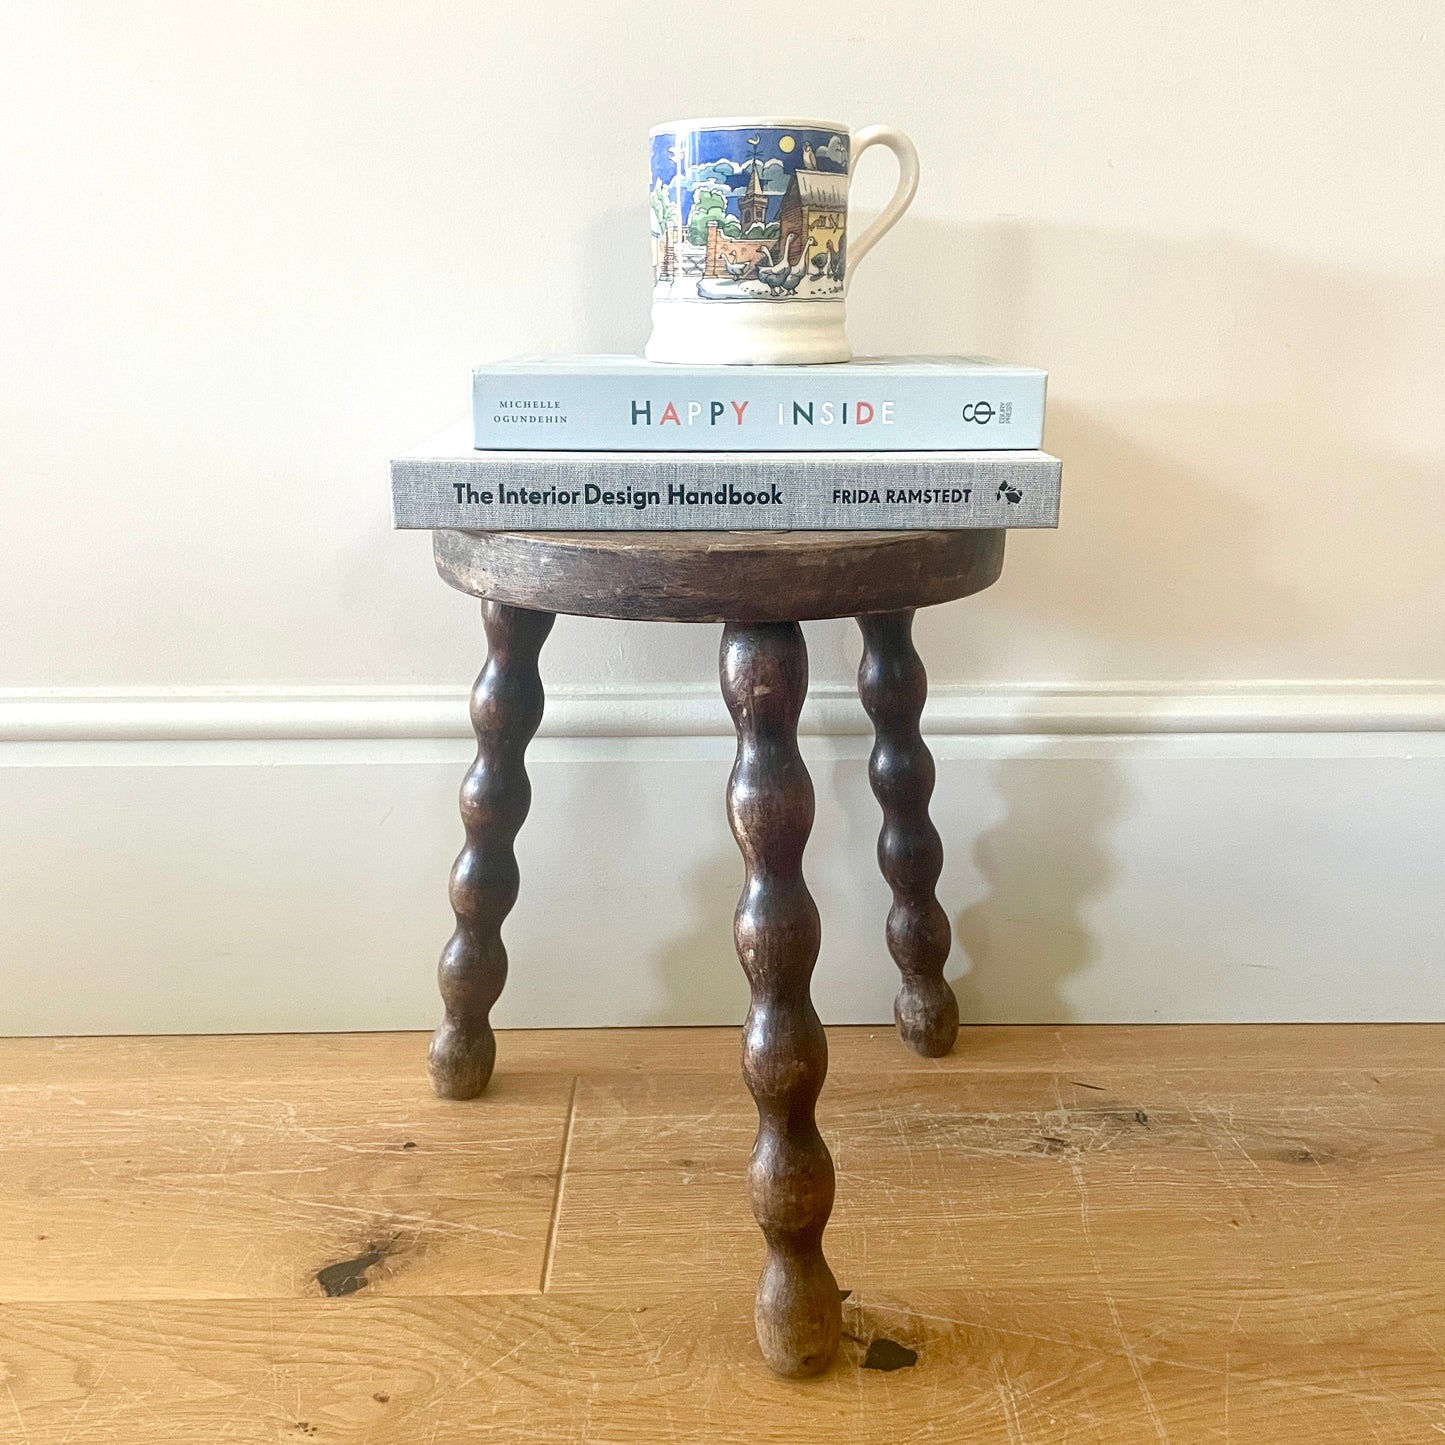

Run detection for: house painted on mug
[[777, 169, 847, 284]]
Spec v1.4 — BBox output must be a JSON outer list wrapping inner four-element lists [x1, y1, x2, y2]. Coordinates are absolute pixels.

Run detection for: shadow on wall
[[578, 205, 654, 357], [952, 749, 1127, 1025], [646, 845, 750, 1026], [560, 728, 748, 1029]]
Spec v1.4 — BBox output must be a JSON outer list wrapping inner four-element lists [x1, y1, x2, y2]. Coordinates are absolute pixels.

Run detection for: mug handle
[[846, 126, 920, 282]]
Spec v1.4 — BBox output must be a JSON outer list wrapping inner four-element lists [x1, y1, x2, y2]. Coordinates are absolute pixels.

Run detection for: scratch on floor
[[53, 1356, 109, 1445], [1223, 1347, 1231, 1443], [991, 1358, 1027, 1445], [286, 1197, 525, 1240], [1055, 1078, 1172, 1444], [540, 1075, 580, 1292], [4, 1378, 32, 1445]]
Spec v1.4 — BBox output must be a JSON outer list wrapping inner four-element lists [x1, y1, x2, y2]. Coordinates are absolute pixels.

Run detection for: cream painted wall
[[3, 1, 1443, 693], [3, 4, 1445, 1032]]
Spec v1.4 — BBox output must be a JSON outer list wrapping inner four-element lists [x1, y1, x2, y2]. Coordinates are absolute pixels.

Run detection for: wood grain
[[856, 608, 958, 1056], [2, 1281, 1443, 1443], [551, 1062, 1445, 1301], [433, 527, 1006, 622], [0, 1051, 572, 1301], [430, 601, 554, 1100], [721, 621, 839, 1376], [2, 1026, 1444, 1440]]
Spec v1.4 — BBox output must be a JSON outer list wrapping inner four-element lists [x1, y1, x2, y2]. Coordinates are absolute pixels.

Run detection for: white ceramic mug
[[646, 116, 919, 366]]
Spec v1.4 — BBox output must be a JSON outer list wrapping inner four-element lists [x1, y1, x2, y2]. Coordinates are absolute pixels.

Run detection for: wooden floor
[[1, 1025, 1443, 1442]]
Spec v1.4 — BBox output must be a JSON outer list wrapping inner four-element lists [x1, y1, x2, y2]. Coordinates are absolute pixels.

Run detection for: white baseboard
[[4, 679, 1444, 741], [2, 683, 1443, 1035]]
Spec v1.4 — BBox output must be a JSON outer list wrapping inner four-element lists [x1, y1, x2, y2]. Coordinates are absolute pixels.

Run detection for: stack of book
[[390, 355, 1060, 531]]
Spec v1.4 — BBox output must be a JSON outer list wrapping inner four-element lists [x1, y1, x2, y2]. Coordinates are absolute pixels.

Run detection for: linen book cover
[[392, 422, 1062, 530]]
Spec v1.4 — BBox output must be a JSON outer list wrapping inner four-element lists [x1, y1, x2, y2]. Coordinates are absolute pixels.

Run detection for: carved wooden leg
[[720, 621, 840, 1378], [429, 601, 554, 1100], [856, 609, 958, 1058]]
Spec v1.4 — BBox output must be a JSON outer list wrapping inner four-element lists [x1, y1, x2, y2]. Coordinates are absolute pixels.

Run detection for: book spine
[[471, 370, 1045, 451], [391, 457, 1060, 530]]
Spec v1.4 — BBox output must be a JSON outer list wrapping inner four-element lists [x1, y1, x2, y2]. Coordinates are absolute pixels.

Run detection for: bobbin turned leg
[[429, 602, 554, 1100], [856, 609, 958, 1058], [720, 621, 840, 1379]]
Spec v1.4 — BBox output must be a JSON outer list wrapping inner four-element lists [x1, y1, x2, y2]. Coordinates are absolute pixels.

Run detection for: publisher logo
[[961, 400, 1013, 425]]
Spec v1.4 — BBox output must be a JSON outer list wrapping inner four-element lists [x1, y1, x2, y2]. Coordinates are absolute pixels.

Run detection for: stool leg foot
[[429, 602, 554, 1100], [856, 610, 958, 1058], [721, 621, 840, 1379]]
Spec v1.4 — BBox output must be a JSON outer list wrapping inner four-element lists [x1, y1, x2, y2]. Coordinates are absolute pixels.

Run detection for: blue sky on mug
[[649, 126, 849, 234]]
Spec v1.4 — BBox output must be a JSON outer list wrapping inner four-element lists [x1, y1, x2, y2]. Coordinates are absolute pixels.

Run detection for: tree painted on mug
[[686, 185, 740, 245], [649, 180, 678, 236]]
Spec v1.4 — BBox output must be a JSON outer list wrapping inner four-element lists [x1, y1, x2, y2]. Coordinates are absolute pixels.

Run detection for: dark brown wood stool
[[428, 527, 1005, 1377]]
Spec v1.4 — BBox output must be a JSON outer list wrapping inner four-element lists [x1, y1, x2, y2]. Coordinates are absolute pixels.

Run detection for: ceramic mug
[[646, 116, 919, 365]]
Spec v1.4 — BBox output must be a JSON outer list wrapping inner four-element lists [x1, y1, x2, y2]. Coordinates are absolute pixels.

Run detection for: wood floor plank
[[2, 1285, 1443, 1443], [550, 1064, 1445, 1300], [0, 1064, 573, 1301]]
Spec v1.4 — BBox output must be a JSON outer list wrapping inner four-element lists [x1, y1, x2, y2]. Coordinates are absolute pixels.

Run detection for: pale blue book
[[471, 354, 1046, 452]]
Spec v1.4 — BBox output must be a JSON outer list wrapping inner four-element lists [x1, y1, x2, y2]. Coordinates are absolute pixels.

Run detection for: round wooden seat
[[433, 528, 1006, 623]]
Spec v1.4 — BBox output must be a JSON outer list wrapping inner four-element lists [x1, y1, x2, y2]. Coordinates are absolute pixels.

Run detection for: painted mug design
[[646, 117, 917, 363], [649, 125, 851, 302]]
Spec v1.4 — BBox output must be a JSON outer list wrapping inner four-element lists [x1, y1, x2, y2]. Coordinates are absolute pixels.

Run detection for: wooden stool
[[428, 527, 1006, 1377]]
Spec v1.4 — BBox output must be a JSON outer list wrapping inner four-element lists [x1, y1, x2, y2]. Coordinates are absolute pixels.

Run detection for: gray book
[[391, 421, 1061, 531]]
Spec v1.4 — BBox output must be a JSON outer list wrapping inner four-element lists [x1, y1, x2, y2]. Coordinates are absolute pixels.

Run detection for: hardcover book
[[471, 354, 1046, 452], [392, 421, 1061, 530]]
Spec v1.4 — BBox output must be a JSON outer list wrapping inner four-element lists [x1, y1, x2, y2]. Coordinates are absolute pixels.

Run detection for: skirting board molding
[[3, 679, 1445, 742], [2, 681, 1443, 1036]]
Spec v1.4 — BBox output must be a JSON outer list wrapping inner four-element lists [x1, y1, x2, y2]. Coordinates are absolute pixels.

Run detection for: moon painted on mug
[[777, 135, 795, 152]]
